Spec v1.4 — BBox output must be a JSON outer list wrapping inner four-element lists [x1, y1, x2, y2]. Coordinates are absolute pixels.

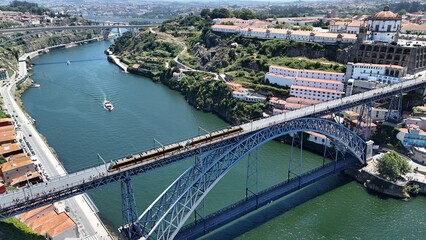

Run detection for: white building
[[367, 6, 401, 43], [227, 82, 266, 103], [346, 20, 364, 34], [290, 85, 344, 101], [211, 25, 357, 44], [405, 117, 426, 131], [267, 65, 345, 83], [306, 131, 332, 147], [349, 106, 398, 121], [345, 62, 407, 84], [329, 21, 348, 33]]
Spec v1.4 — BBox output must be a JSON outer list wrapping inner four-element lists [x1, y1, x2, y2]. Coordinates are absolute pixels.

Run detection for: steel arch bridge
[[128, 118, 366, 240]]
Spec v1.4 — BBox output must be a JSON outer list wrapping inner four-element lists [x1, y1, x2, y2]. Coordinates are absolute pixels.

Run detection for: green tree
[[200, 8, 211, 19], [398, 9, 407, 16], [377, 150, 411, 181]]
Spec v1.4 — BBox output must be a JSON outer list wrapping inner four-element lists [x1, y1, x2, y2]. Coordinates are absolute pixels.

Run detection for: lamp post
[[25, 171, 33, 198]]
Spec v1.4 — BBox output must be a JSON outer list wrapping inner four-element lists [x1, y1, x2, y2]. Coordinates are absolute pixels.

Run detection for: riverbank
[[6, 37, 114, 239], [346, 154, 426, 199], [105, 49, 128, 72]]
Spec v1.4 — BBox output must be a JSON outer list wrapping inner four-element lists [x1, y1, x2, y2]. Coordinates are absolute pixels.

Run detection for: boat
[[103, 100, 114, 111], [67, 60, 71, 65], [30, 83, 40, 88]]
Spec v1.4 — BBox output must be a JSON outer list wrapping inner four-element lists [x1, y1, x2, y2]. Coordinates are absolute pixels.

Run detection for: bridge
[[0, 24, 158, 34], [1, 77, 425, 239]]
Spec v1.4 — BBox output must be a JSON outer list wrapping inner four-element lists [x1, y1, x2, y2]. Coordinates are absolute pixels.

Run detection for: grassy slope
[[0, 218, 45, 240]]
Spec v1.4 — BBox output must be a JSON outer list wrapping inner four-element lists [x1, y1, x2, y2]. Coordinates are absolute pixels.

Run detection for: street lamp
[[25, 171, 33, 198]]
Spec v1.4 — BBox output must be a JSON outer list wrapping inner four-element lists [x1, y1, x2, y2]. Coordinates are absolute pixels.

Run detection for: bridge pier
[[119, 172, 143, 240], [386, 94, 403, 122], [245, 149, 259, 202]]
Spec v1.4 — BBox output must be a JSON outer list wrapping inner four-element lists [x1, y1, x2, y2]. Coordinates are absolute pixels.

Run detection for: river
[[22, 40, 426, 239]]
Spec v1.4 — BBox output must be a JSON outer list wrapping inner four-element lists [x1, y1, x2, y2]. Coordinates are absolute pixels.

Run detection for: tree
[[377, 150, 411, 181], [398, 9, 407, 16], [200, 8, 211, 19]]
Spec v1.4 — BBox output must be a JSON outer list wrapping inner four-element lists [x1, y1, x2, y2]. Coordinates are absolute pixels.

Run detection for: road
[[0, 54, 112, 239]]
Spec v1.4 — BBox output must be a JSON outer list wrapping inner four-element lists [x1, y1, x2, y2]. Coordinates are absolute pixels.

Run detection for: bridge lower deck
[[175, 157, 357, 240]]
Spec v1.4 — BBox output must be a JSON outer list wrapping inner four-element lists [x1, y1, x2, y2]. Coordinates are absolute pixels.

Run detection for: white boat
[[103, 100, 114, 111], [30, 83, 40, 88], [67, 60, 71, 65]]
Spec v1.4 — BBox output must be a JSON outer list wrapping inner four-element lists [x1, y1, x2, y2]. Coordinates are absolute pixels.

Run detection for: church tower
[[367, 6, 401, 44]]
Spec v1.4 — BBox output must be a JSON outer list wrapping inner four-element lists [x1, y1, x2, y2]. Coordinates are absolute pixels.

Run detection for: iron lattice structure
[[136, 118, 366, 240]]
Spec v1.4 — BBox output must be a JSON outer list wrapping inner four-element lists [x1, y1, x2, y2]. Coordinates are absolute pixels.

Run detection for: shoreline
[[10, 37, 114, 239], [105, 49, 128, 72]]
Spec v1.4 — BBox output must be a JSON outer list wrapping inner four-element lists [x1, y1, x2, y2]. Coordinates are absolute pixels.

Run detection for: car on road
[[65, 206, 70, 212], [29, 134, 32, 137]]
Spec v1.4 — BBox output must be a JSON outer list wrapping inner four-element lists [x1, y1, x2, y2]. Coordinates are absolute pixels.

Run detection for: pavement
[[1, 51, 113, 239]]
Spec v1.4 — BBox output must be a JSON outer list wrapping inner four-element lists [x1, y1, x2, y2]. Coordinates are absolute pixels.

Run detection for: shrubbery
[[377, 150, 411, 181]]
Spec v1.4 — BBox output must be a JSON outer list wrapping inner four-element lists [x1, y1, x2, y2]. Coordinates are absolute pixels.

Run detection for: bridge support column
[[386, 94, 402, 123], [288, 132, 304, 188], [119, 172, 142, 240], [245, 149, 259, 204]]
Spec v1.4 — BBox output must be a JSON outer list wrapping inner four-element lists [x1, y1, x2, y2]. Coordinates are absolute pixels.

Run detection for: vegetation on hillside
[[162, 71, 265, 124], [0, 218, 45, 240], [0, 1, 50, 15], [110, 30, 181, 81], [377, 151, 411, 182]]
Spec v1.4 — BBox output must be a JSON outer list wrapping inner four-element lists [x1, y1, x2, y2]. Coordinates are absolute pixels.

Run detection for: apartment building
[[0, 156, 40, 187]]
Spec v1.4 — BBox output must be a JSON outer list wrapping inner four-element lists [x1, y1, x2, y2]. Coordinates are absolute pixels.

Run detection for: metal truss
[[120, 172, 142, 240], [386, 94, 403, 122], [245, 149, 258, 200], [288, 132, 303, 182], [136, 118, 366, 240], [354, 102, 373, 139]]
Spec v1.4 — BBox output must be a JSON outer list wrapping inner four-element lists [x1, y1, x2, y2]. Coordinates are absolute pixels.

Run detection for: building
[[0, 118, 12, 127], [265, 65, 345, 87], [0, 156, 40, 187], [0, 143, 23, 157], [0, 131, 16, 145], [354, 7, 426, 74], [366, 6, 401, 44], [400, 23, 426, 35], [329, 21, 348, 33], [211, 24, 357, 45], [19, 204, 78, 240], [226, 82, 266, 103], [268, 97, 286, 109], [286, 97, 323, 106], [265, 65, 345, 101], [346, 20, 364, 34], [345, 62, 407, 84], [348, 106, 397, 122], [271, 17, 322, 26], [290, 85, 344, 101], [349, 119, 377, 138], [397, 125, 426, 147], [306, 131, 332, 147], [405, 117, 426, 131], [0, 68, 8, 80]]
